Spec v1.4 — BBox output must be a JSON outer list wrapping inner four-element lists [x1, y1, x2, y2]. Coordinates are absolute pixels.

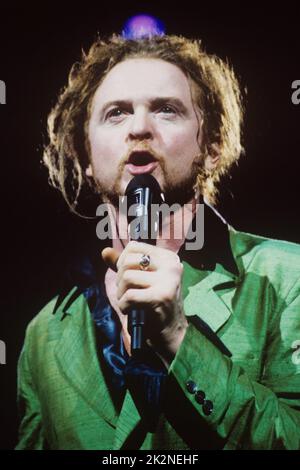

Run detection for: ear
[[85, 164, 93, 177], [204, 143, 221, 172]]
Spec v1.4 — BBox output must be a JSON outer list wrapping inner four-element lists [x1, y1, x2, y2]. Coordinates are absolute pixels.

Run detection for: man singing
[[16, 31, 300, 450]]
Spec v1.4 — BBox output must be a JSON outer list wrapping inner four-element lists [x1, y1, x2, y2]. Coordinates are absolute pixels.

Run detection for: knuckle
[[178, 262, 184, 274], [161, 286, 173, 303], [123, 289, 134, 304], [116, 256, 124, 271], [122, 259, 130, 271], [123, 254, 135, 270], [122, 270, 132, 284], [164, 293, 173, 304], [128, 240, 138, 249]]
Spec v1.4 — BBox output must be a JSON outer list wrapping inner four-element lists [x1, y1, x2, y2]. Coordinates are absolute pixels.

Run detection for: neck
[[106, 193, 200, 255]]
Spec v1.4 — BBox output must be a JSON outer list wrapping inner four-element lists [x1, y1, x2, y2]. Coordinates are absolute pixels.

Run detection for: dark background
[[0, 2, 300, 450]]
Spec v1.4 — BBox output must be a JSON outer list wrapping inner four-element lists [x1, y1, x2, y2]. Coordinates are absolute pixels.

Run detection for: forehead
[[92, 58, 193, 107]]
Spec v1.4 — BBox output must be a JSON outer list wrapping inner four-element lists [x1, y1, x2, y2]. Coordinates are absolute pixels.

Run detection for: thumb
[[101, 247, 120, 272]]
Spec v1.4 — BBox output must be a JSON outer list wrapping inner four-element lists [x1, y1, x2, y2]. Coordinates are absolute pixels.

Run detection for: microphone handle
[[128, 238, 155, 355], [128, 307, 146, 353], [125, 181, 161, 355]]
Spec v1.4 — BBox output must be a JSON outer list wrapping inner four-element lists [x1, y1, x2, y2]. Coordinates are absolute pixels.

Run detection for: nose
[[127, 108, 153, 141]]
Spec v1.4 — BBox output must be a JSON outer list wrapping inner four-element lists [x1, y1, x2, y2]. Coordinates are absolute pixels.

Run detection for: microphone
[[125, 174, 164, 354]]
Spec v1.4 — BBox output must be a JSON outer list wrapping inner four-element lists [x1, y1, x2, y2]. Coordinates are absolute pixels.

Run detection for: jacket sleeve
[[15, 329, 48, 450], [164, 282, 300, 450]]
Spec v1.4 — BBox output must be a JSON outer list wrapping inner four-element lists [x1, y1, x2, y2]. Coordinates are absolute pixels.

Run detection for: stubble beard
[[94, 152, 205, 208]]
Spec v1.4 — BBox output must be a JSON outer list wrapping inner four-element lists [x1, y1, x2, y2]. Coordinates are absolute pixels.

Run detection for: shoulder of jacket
[[230, 227, 300, 292], [25, 287, 80, 336], [232, 227, 300, 261]]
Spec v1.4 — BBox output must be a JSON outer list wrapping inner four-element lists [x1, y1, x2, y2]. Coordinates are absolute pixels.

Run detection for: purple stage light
[[122, 14, 165, 39]]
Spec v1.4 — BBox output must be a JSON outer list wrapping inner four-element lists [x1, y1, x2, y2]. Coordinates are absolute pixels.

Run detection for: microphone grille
[[125, 174, 162, 198]]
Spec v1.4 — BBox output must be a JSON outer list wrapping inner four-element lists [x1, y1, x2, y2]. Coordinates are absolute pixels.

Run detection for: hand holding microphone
[[101, 175, 188, 360], [124, 174, 162, 353]]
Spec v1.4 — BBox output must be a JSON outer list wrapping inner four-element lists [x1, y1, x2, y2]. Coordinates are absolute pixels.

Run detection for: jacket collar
[[179, 201, 241, 333], [178, 200, 239, 276]]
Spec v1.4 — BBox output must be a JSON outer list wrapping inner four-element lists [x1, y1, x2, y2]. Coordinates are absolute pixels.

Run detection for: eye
[[105, 107, 126, 120], [159, 105, 177, 114]]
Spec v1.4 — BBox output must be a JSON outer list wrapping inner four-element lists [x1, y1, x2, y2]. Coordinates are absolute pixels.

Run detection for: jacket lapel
[[54, 291, 119, 427], [113, 389, 142, 449], [183, 261, 238, 333], [179, 202, 243, 333]]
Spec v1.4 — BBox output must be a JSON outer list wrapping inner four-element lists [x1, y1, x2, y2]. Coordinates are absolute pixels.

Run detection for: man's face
[[87, 58, 204, 204]]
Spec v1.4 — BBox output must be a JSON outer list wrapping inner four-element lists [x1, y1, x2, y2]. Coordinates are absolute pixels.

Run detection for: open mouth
[[126, 151, 158, 175], [127, 151, 157, 166]]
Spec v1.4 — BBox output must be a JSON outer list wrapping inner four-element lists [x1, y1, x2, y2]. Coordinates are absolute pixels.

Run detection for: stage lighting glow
[[122, 15, 165, 39]]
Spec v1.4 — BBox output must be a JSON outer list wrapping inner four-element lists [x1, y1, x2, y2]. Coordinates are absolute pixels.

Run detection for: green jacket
[[16, 214, 300, 450]]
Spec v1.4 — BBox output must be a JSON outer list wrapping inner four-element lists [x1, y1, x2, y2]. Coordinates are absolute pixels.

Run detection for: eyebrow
[[100, 97, 189, 115]]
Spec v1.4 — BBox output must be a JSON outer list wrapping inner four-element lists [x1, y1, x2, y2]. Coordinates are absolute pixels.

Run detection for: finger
[[126, 241, 181, 264], [115, 241, 155, 271], [101, 247, 119, 272], [117, 253, 157, 281], [118, 286, 155, 313], [125, 241, 160, 256], [117, 269, 155, 300]]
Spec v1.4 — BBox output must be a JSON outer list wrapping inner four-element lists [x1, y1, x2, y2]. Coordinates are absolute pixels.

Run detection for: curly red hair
[[43, 34, 244, 214]]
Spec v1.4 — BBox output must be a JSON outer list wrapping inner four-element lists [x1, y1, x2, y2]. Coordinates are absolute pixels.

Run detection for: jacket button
[[195, 390, 206, 404], [202, 399, 213, 416], [186, 380, 197, 394]]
